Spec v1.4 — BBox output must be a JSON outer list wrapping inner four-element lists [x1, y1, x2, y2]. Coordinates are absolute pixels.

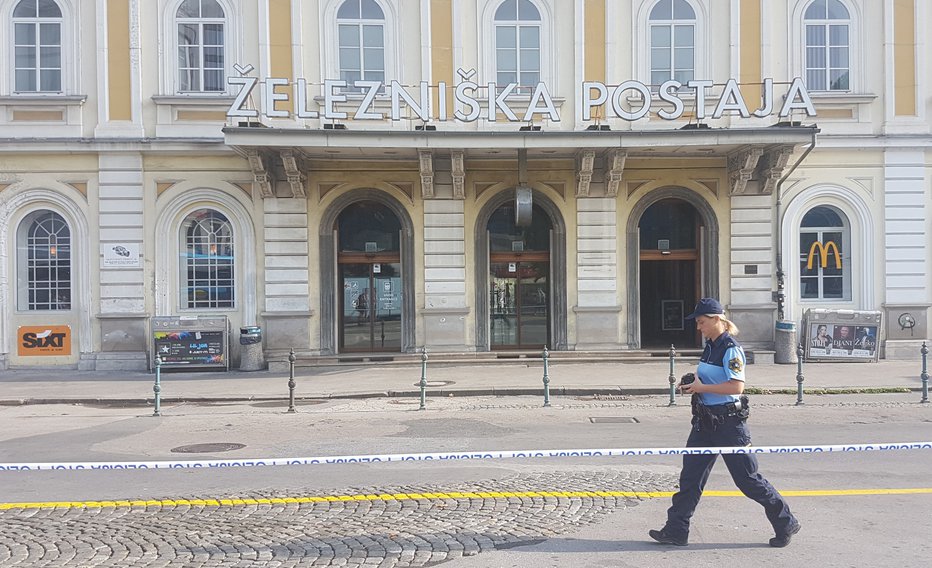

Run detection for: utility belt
[[691, 395, 750, 431]]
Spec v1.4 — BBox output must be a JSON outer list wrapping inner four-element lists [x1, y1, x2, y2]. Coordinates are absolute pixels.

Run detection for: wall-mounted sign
[[18, 325, 71, 356], [804, 309, 881, 362], [227, 67, 816, 123], [154, 330, 226, 367], [807, 241, 842, 270], [102, 243, 140, 267], [661, 300, 684, 331]]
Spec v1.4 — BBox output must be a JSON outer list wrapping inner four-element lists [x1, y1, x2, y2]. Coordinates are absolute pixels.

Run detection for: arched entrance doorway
[[626, 190, 719, 349], [475, 190, 567, 351], [336, 201, 403, 352], [638, 198, 701, 347], [488, 202, 552, 349]]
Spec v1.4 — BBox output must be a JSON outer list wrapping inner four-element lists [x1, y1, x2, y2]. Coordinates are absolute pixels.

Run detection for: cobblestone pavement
[[0, 469, 677, 567]]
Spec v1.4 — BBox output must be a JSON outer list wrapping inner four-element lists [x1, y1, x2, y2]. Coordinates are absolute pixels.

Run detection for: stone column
[[574, 197, 620, 349]]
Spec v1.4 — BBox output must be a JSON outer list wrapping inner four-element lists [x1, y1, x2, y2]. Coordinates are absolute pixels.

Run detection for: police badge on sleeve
[[728, 357, 744, 373]]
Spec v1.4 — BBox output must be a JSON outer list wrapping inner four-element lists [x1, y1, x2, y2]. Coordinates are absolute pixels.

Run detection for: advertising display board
[[803, 309, 882, 362], [151, 316, 229, 370]]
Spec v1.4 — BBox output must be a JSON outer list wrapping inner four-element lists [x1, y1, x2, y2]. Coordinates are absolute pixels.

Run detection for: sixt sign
[[226, 65, 816, 123], [18, 325, 71, 356]]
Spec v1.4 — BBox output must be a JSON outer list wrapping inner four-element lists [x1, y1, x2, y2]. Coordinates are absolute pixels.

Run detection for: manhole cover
[[588, 417, 640, 424], [412, 380, 455, 387], [170, 443, 246, 453]]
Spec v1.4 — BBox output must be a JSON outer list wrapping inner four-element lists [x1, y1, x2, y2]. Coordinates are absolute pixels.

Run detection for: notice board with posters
[[803, 309, 882, 362], [151, 315, 229, 370]]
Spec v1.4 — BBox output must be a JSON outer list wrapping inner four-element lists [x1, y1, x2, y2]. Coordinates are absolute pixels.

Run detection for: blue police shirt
[[695, 331, 745, 406]]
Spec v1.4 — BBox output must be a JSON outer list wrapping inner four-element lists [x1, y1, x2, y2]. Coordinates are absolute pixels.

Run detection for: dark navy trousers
[[665, 416, 797, 537]]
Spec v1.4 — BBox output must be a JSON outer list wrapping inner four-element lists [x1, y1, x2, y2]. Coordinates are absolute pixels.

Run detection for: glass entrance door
[[490, 260, 550, 349], [340, 262, 402, 352]]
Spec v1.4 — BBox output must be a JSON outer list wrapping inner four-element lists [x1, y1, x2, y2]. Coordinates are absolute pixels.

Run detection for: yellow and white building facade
[[0, 0, 929, 370]]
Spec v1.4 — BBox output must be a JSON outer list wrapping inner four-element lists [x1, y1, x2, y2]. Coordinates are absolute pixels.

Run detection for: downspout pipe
[[775, 128, 818, 322]]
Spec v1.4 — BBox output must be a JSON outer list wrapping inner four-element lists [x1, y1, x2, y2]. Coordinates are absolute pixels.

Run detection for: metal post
[[153, 355, 162, 417], [795, 343, 805, 405], [542, 345, 551, 407], [287, 348, 297, 413], [921, 342, 929, 404], [419, 347, 428, 410], [667, 344, 677, 406]]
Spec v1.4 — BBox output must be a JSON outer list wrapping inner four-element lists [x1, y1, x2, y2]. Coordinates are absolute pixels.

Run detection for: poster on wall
[[661, 300, 684, 331], [18, 325, 71, 356], [153, 330, 226, 367], [805, 320, 880, 361]]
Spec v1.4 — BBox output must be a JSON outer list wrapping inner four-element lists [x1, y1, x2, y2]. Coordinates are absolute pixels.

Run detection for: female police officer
[[649, 298, 801, 548]]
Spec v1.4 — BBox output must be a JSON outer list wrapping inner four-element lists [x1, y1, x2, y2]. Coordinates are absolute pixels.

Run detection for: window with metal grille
[[176, 0, 226, 92], [12, 0, 63, 93], [182, 209, 235, 309], [17, 210, 71, 311], [648, 0, 696, 86], [804, 0, 850, 91]]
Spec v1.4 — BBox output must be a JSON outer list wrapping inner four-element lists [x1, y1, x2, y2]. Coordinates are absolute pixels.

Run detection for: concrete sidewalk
[[0, 356, 925, 406]]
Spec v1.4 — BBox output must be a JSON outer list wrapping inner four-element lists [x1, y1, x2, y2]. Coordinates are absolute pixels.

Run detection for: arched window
[[803, 0, 850, 91], [337, 0, 385, 88], [16, 210, 71, 310], [648, 0, 695, 85], [493, 0, 541, 89], [799, 205, 850, 300], [175, 0, 226, 92], [181, 209, 235, 309], [12, 0, 63, 92]]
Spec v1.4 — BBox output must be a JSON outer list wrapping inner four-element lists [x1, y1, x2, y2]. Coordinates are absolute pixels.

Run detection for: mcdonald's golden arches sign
[[807, 241, 842, 270]]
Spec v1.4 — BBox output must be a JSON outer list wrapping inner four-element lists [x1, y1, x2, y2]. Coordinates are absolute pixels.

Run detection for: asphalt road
[[1, 393, 931, 567]]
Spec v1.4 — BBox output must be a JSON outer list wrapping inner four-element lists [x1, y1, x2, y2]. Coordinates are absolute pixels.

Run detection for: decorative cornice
[[757, 145, 795, 195], [575, 149, 595, 197], [280, 149, 307, 198], [246, 148, 273, 198], [418, 150, 434, 198], [451, 150, 465, 199], [727, 147, 763, 195], [605, 149, 626, 197]]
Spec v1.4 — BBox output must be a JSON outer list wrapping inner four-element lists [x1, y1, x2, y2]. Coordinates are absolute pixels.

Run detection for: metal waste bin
[[239, 326, 265, 371], [774, 320, 798, 364]]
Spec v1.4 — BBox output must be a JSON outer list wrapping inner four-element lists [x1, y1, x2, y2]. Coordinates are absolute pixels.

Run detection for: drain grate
[[588, 417, 640, 424], [170, 443, 246, 453]]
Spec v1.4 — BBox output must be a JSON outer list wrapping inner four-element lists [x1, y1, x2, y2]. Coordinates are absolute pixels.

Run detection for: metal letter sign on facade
[[807, 241, 842, 270], [227, 69, 817, 123]]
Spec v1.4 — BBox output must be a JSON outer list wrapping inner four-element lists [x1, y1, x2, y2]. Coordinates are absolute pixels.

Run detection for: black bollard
[[667, 344, 677, 406], [921, 342, 929, 404], [795, 343, 805, 405], [287, 348, 296, 413]]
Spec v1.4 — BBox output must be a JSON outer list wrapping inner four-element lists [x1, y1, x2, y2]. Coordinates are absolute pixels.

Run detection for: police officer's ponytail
[[720, 317, 740, 336]]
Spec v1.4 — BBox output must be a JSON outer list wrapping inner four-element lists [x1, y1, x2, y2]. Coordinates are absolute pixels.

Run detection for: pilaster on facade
[[574, 197, 620, 348], [422, 199, 468, 349], [263, 197, 311, 314], [728, 194, 776, 350]]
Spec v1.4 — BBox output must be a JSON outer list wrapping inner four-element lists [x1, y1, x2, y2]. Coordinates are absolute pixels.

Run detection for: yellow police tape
[[2, 488, 932, 511]]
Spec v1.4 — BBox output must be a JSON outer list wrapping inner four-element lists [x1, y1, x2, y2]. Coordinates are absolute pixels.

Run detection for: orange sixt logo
[[807, 241, 842, 270], [18, 326, 71, 356]]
